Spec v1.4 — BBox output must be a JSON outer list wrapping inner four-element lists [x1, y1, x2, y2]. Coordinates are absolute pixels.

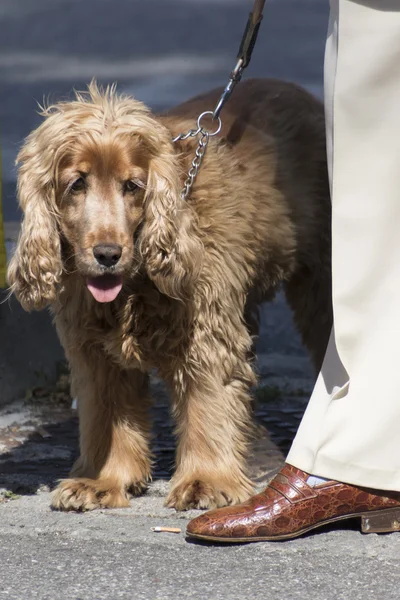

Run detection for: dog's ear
[[7, 132, 62, 311], [139, 145, 202, 298]]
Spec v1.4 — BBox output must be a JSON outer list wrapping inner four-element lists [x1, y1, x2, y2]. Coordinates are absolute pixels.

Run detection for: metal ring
[[196, 111, 222, 137]]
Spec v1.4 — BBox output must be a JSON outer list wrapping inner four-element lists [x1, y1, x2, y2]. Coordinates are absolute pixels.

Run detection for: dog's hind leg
[[284, 259, 333, 375], [52, 350, 152, 511]]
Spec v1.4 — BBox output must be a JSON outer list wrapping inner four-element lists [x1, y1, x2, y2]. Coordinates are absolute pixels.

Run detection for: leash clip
[[212, 58, 244, 120]]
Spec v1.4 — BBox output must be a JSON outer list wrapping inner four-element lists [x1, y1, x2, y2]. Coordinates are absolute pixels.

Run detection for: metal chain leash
[[172, 0, 265, 200], [180, 131, 208, 201], [172, 111, 221, 199]]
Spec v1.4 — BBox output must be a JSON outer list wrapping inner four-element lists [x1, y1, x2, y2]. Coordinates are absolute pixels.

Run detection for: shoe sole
[[186, 507, 400, 543]]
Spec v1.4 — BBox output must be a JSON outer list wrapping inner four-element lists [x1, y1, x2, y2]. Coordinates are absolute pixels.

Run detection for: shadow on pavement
[[0, 385, 307, 498]]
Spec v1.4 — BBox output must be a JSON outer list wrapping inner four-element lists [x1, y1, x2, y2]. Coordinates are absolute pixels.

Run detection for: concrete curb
[[0, 296, 65, 406], [1, 221, 64, 406]]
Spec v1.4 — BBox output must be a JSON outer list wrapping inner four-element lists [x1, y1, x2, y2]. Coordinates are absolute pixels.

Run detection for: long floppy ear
[[139, 144, 202, 298], [7, 133, 62, 311]]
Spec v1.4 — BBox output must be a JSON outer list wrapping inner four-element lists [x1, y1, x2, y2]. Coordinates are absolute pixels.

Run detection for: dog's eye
[[124, 180, 139, 194], [70, 177, 86, 193]]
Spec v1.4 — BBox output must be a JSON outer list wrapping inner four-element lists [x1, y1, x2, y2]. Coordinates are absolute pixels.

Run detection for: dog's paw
[[51, 477, 146, 512], [166, 477, 253, 511]]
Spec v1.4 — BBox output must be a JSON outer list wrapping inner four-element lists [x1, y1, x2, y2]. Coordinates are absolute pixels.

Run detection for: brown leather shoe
[[186, 464, 400, 542]]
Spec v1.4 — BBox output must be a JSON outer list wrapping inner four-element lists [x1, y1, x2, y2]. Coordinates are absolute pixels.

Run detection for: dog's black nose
[[93, 244, 122, 268]]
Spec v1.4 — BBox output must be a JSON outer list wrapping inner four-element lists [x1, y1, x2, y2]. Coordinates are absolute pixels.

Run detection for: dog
[[8, 79, 332, 511]]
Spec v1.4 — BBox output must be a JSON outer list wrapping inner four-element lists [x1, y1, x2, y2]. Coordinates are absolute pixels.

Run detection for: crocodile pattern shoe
[[186, 464, 400, 542]]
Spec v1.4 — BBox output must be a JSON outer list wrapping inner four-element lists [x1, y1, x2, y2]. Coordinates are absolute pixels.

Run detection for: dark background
[[1, 0, 329, 221]]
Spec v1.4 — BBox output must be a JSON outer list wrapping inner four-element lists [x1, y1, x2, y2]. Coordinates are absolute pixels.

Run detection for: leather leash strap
[[238, 0, 265, 69], [212, 0, 266, 119]]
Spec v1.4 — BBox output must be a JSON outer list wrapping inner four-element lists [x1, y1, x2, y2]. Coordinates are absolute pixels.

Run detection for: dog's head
[[8, 82, 201, 310]]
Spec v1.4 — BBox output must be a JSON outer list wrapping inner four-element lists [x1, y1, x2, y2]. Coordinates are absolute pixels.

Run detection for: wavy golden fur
[[8, 79, 332, 511]]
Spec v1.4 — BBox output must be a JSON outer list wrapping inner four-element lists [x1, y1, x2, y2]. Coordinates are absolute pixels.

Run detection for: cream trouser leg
[[287, 0, 400, 491]]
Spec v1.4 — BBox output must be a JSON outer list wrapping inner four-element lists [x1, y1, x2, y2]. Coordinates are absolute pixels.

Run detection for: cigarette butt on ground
[[151, 526, 182, 534]]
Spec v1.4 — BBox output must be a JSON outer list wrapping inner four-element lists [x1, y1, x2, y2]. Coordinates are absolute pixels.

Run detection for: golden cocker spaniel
[[8, 79, 332, 511]]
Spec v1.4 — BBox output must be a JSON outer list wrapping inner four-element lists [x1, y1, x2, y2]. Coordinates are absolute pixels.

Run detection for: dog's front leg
[[166, 341, 256, 511], [52, 350, 152, 511]]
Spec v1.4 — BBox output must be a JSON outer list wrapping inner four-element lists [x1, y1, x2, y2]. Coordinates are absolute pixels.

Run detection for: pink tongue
[[86, 275, 123, 303]]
